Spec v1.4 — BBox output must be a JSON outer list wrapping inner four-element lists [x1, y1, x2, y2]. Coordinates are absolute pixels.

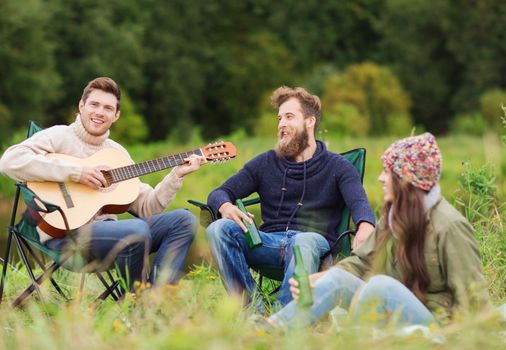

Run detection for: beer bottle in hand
[[235, 199, 262, 248], [293, 245, 313, 308]]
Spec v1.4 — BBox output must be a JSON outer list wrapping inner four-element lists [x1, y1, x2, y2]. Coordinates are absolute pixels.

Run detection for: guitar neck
[[106, 149, 203, 183]]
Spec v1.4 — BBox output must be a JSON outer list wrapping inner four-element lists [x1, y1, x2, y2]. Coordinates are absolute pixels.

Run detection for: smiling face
[[378, 167, 395, 204], [275, 97, 314, 159], [78, 89, 120, 136]]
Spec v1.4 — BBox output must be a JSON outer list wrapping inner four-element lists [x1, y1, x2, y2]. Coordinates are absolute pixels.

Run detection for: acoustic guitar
[[27, 142, 236, 238]]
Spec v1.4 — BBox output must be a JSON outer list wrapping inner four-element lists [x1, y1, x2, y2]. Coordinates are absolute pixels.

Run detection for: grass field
[[0, 133, 505, 349]]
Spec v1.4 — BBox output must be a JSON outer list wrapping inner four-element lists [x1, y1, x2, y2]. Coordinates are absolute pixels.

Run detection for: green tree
[[322, 62, 412, 136], [264, 0, 383, 70], [377, 0, 506, 132], [111, 92, 148, 145], [47, 0, 147, 125], [323, 102, 369, 137], [444, 0, 506, 114], [142, 1, 295, 140], [140, 0, 210, 141], [0, 0, 60, 134], [376, 0, 455, 132], [200, 31, 294, 138]]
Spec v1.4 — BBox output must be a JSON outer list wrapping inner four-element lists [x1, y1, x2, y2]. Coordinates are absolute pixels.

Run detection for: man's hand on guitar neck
[[77, 154, 205, 189], [175, 154, 207, 178], [79, 166, 109, 190]]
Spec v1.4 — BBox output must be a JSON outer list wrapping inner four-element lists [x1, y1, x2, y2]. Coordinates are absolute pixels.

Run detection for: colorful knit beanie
[[381, 133, 442, 191]]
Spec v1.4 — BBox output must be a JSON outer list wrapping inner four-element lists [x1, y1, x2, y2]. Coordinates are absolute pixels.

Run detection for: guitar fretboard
[[105, 149, 203, 183]]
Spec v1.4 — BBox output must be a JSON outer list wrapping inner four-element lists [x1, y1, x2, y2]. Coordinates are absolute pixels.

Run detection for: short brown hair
[[270, 86, 321, 132], [81, 77, 121, 111]]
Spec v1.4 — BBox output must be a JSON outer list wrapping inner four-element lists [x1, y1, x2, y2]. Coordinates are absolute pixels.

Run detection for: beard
[[275, 126, 310, 160]]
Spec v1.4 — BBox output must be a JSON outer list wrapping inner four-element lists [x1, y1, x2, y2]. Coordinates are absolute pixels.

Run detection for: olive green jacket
[[337, 197, 490, 320]]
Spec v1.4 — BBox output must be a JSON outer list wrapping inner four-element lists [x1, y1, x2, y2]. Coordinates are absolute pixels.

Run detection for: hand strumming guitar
[[79, 166, 108, 189]]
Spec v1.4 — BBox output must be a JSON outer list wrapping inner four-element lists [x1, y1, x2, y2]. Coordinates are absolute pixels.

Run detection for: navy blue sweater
[[207, 141, 375, 247]]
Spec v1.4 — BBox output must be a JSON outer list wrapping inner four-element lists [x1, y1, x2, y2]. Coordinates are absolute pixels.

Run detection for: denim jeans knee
[[351, 274, 436, 326]]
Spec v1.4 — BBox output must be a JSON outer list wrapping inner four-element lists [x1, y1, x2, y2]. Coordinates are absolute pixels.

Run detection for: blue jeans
[[269, 267, 436, 327], [45, 209, 197, 289], [206, 218, 330, 306]]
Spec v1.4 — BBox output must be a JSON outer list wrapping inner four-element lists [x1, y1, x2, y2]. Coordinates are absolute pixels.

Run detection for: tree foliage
[[0, 0, 505, 140], [322, 62, 412, 136], [479, 89, 506, 131], [0, 0, 60, 134]]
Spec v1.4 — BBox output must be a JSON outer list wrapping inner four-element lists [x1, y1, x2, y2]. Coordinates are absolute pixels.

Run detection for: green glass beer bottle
[[235, 199, 262, 248], [292, 245, 313, 308]]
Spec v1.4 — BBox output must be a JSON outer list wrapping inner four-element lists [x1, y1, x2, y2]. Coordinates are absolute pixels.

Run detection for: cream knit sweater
[[0, 115, 184, 242]]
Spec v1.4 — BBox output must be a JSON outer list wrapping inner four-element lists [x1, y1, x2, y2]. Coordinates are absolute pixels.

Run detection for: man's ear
[[306, 115, 316, 129], [113, 110, 121, 123], [78, 99, 84, 114]]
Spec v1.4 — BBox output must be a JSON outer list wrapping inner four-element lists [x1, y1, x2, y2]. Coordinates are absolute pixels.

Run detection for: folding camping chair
[[0, 121, 122, 307], [188, 147, 367, 294]]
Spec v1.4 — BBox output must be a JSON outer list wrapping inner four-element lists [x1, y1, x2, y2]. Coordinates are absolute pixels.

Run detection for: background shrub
[[322, 62, 413, 136], [479, 89, 506, 131]]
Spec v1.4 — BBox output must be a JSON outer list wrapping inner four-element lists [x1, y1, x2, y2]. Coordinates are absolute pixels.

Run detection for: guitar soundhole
[[98, 182, 118, 193], [98, 166, 117, 193]]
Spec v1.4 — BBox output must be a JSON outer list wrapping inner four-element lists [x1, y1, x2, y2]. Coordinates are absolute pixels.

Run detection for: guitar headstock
[[202, 141, 237, 163]]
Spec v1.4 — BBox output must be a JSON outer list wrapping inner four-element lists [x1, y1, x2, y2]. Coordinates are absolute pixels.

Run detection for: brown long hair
[[377, 172, 430, 302]]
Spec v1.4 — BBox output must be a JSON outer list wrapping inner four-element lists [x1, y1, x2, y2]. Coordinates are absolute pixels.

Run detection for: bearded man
[[206, 86, 375, 309]]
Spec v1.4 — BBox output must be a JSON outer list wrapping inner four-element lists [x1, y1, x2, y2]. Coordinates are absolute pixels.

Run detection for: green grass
[[0, 133, 505, 349], [0, 261, 504, 349]]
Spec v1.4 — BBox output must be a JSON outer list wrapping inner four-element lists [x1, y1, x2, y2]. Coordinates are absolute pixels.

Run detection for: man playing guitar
[[0, 77, 206, 290]]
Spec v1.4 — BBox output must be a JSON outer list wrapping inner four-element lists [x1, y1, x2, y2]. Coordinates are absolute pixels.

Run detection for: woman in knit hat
[[266, 133, 490, 328]]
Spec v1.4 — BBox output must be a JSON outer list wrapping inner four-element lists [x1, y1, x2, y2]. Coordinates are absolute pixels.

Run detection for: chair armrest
[[335, 229, 356, 245], [187, 199, 216, 227], [320, 229, 356, 268], [242, 197, 260, 207]]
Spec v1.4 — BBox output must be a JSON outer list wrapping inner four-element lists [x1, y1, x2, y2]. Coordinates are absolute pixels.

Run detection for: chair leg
[[19, 238, 69, 301], [95, 272, 120, 301], [95, 279, 121, 302], [106, 270, 123, 300], [12, 261, 60, 307], [0, 229, 14, 304], [12, 233, 43, 302], [268, 283, 282, 296]]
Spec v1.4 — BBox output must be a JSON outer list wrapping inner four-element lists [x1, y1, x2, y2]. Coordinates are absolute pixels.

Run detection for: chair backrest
[[333, 148, 366, 257], [8, 121, 44, 228], [27, 120, 43, 138]]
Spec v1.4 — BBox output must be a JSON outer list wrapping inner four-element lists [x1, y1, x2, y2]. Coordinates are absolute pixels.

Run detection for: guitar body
[[27, 148, 140, 238], [25, 141, 236, 238]]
